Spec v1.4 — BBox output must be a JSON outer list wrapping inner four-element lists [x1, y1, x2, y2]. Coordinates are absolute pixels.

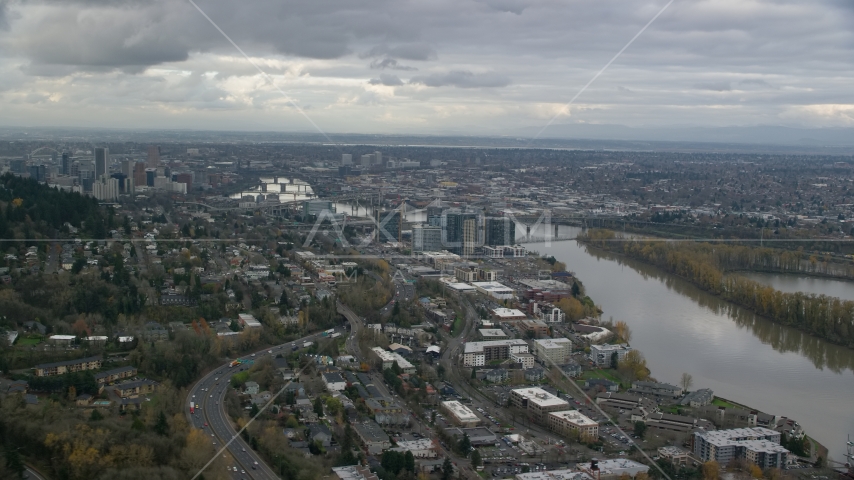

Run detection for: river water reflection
[[525, 232, 854, 462], [738, 272, 854, 302]]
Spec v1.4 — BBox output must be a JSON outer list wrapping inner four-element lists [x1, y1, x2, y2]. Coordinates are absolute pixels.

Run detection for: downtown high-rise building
[[147, 145, 161, 168], [374, 208, 402, 243], [485, 217, 516, 246], [413, 224, 443, 252], [341, 154, 352, 166], [443, 209, 482, 255], [61, 152, 71, 175], [94, 147, 109, 179]]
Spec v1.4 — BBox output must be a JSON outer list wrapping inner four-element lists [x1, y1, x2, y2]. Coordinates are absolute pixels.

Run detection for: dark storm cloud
[[409, 70, 510, 88], [368, 73, 404, 86], [369, 58, 417, 71]]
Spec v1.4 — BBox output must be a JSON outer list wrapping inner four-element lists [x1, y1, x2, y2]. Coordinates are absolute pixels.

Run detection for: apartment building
[[693, 428, 788, 469], [547, 410, 599, 439], [509, 387, 570, 423], [519, 319, 550, 338], [94, 366, 138, 385], [35, 356, 102, 377], [534, 338, 573, 365], [589, 344, 633, 366], [462, 339, 529, 367]]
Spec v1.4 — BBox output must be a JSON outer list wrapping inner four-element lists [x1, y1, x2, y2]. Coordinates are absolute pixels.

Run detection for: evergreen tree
[[313, 397, 324, 417], [441, 457, 453, 480], [404, 451, 415, 472], [154, 411, 169, 436], [471, 449, 482, 468]]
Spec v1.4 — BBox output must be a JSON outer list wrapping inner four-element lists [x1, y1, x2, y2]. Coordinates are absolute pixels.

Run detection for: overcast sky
[[0, 0, 852, 136]]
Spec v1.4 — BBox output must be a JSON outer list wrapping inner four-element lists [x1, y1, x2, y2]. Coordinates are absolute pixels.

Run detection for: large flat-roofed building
[[472, 281, 515, 300], [391, 439, 437, 458], [578, 459, 650, 480], [446, 427, 497, 446], [693, 428, 788, 469], [491, 307, 527, 321], [547, 410, 599, 440], [370, 347, 416, 373], [333, 465, 379, 480], [463, 339, 529, 367], [354, 420, 392, 454], [35, 356, 102, 377], [589, 344, 633, 366], [509, 387, 570, 422], [534, 338, 573, 365], [479, 328, 509, 340], [630, 381, 683, 399], [441, 400, 480, 427], [515, 470, 593, 480]]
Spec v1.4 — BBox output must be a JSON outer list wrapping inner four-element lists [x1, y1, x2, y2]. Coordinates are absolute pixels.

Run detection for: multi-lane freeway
[[186, 331, 332, 480]]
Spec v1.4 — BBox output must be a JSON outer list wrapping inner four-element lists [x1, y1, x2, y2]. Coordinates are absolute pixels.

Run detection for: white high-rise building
[[92, 177, 119, 201], [341, 154, 352, 166]]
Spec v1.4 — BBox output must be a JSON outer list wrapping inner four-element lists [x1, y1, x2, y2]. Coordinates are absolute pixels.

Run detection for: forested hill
[[0, 172, 111, 240]]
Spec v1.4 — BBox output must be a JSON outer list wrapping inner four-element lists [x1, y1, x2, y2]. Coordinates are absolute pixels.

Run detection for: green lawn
[[581, 368, 623, 386], [17, 336, 42, 346], [451, 316, 464, 337], [712, 397, 737, 409]]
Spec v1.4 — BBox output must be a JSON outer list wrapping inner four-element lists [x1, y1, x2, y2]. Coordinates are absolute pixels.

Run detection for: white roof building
[[390, 439, 437, 458], [515, 470, 593, 480], [472, 281, 515, 300], [441, 400, 480, 427]]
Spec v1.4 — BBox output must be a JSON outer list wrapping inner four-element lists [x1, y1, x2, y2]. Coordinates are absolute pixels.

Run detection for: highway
[[186, 331, 330, 480]]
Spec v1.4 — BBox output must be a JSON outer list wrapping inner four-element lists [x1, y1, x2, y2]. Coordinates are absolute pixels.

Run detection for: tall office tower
[[147, 145, 161, 168], [426, 206, 443, 227], [61, 152, 71, 175], [70, 161, 80, 178], [443, 209, 464, 252], [10, 159, 26, 173], [413, 224, 443, 253], [121, 159, 134, 177], [485, 217, 516, 246], [374, 209, 402, 243], [94, 147, 108, 179], [28, 165, 46, 182], [133, 162, 146, 189], [341, 154, 352, 166], [361, 154, 373, 167], [443, 209, 481, 255], [374, 151, 382, 165]]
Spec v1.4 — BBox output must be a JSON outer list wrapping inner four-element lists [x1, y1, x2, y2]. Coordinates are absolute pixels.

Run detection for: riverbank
[[578, 232, 854, 350], [523, 233, 854, 463]]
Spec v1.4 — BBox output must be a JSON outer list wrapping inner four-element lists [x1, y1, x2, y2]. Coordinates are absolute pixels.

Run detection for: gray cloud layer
[[0, 0, 853, 134]]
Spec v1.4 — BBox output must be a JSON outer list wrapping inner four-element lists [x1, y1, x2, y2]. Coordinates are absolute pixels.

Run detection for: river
[[524, 228, 854, 463], [737, 272, 854, 302]]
